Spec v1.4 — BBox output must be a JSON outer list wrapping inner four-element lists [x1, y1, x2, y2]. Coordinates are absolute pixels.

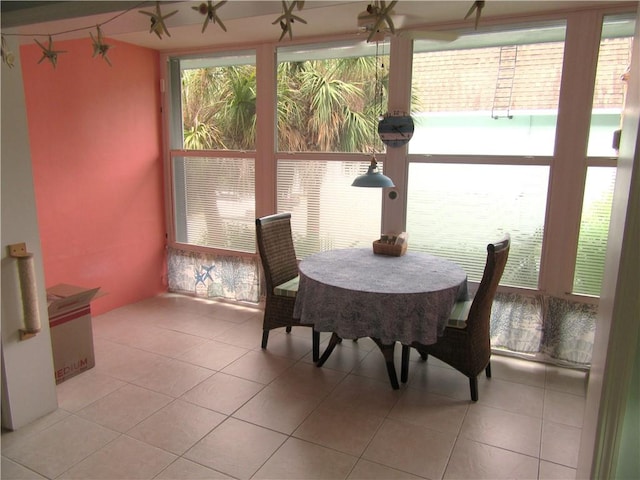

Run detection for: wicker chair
[[401, 234, 510, 401], [255, 213, 320, 362]]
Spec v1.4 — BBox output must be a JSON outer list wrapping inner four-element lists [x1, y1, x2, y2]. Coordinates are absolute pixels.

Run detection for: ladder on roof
[[491, 45, 518, 119]]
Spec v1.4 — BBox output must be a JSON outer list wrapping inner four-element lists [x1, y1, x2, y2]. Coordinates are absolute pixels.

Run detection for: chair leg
[[286, 325, 292, 333], [485, 362, 492, 378], [261, 330, 269, 349], [312, 330, 320, 362], [469, 376, 479, 402], [401, 345, 410, 383], [316, 332, 341, 367]]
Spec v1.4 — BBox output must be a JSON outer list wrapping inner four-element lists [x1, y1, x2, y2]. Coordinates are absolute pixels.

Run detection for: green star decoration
[[192, 1, 227, 34], [90, 26, 113, 66], [272, 1, 307, 41], [34, 35, 66, 68], [139, 1, 178, 39]]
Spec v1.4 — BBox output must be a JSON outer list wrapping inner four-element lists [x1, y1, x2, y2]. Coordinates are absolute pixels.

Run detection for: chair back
[[255, 213, 298, 296], [466, 234, 510, 335]]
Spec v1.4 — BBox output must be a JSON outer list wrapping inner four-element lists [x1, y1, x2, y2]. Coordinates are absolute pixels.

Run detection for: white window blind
[[277, 159, 382, 258], [406, 163, 549, 288], [573, 167, 616, 296], [173, 156, 256, 253]]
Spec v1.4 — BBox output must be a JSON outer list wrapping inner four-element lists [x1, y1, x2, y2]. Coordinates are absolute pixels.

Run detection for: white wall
[[1, 49, 58, 430], [577, 7, 640, 478]]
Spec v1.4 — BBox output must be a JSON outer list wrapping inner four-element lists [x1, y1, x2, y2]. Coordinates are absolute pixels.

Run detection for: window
[[573, 13, 635, 295], [407, 163, 548, 288], [277, 159, 383, 258], [573, 167, 616, 296], [277, 41, 387, 153], [169, 52, 257, 253], [178, 53, 256, 150], [410, 22, 566, 156], [406, 22, 565, 289], [275, 41, 387, 257], [587, 14, 636, 157], [172, 155, 255, 253]]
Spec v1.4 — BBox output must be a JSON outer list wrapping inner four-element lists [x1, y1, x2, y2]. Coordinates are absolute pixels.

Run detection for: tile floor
[[1, 294, 588, 479]]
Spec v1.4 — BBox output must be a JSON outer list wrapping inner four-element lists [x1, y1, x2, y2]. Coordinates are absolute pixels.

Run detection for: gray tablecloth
[[294, 248, 468, 345]]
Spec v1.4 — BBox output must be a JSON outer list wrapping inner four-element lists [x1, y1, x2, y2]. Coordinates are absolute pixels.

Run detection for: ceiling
[[1, 1, 633, 51]]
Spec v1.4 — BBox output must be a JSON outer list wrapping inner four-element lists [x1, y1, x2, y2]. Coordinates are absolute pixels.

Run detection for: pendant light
[[352, 157, 395, 187], [352, 40, 394, 188]]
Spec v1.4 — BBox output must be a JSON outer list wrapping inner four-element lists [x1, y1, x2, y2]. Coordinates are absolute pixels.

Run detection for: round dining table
[[293, 247, 468, 389]]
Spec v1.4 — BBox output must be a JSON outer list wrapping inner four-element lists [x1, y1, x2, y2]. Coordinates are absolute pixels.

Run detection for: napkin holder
[[373, 232, 408, 257]]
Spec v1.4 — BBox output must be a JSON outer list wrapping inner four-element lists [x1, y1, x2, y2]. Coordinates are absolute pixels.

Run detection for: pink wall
[[20, 38, 166, 315]]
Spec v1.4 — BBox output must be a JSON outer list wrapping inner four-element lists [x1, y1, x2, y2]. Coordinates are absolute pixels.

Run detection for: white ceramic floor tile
[[130, 358, 214, 397], [538, 460, 577, 480], [0, 409, 70, 451], [1, 456, 47, 479], [258, 329, 318, 360], [269, 361, 346, 397], [212, 319, 266, 349], [184, 417, 287, 480], [233, 384, 322, 434], [293, 403, 385, 456], [543, 389, 586, 428], [221, 349, 295, 384], [444, 438, 539, 479], [178, 339, 250, 371], [253, 437, 358, 480], [155, 458, 234, 479], [199, 301, 260, 324], [56, 370, 126, 412], [476, 378, 545, 418], [92, 342, 171, 382], [540, 421, 582, 468], [363, 418, 456, 479], [306, 342, 370, 373], [545, 366, 588, 397], [153, 311, 239, 339], [347, 459, 425, 479], [489, 355, 547, 388], [134, 328, 208, 358], [320, 374, 402, 417], [405, 361, 475, 400], [389, 388, 469, 434], [127, 399, 226, 455], [59, 434, 176, 479], [77, 383, 173, 433], [3, 296, 596, 480], [180, 372, 264, 415], [460, 404, 542, 457], [1, 415, 118, 479]]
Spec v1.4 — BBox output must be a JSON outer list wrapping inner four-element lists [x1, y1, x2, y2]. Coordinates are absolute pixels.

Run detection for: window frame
[[159, 5, 636, 301]]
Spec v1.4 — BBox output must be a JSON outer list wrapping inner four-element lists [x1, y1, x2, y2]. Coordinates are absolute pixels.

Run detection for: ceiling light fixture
[[353, 40, 394, 188]]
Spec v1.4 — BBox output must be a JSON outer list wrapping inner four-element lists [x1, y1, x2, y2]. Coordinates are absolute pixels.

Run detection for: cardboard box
[[47, 284, 100, 384]]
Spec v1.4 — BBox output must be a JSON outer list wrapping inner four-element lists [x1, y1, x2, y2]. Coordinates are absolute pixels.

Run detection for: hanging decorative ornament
[[364, 1, 398, 43], [272, 1, 307, 41], [35, 35, 66, 68], [193, 1, 227, 33], [378, 111, 414, 147], [139, 1, 178, 39], [1, 36, 15, 68], [90, 26, 113, 66], [464, 1, 485, 30]]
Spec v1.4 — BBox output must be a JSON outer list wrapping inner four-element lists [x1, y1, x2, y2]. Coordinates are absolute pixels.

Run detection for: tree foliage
[[181, 55, 388, 152]]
